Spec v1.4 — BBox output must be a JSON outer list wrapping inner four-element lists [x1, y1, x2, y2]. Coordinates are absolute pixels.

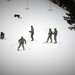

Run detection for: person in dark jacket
[[54, 28, 58, 43], [17, 36, 26, 51], [46, 28, 53, 43], [29, 26, 34, 41], [0, 32, 5, 39]]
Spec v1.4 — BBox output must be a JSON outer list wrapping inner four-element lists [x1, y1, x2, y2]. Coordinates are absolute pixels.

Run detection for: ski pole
[[11, 43, 18, 47], [26, 44, 31, 50], [28, 32, 30, 41]]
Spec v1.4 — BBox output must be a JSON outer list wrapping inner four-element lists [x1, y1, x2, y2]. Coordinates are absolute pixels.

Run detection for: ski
[[43, 42, 57, 44], [43, 42, 48, 43], [43, 42, 51, 43], [17, 50, 25, 51], [27, 40, 38, 42]]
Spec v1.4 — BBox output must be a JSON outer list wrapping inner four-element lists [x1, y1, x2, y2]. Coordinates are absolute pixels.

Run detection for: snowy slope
[[0, 0, 75, 75]]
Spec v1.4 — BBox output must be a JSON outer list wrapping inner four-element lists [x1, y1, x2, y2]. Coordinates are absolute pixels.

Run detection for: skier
[[17, 36, 26, 51], [29, 26, 34, 41], [54, 28, 58, 43], [0, 32, 5, 40], [46, 28, 53, 43]]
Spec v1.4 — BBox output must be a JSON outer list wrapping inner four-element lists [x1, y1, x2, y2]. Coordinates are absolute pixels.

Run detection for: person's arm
[[24, 39, 26, 44], [18, 39, 20, 43], [29, 31, 31, 33], [52, 31, 54, 34]]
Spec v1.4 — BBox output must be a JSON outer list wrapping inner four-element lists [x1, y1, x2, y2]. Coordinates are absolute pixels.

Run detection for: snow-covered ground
[[0, 0, 75, 75]]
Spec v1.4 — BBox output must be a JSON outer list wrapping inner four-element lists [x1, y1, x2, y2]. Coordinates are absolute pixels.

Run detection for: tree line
[[50, 0, 75, 25]]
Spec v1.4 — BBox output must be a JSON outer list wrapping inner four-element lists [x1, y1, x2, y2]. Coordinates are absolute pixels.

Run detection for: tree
[[63, 2, 75, 25]]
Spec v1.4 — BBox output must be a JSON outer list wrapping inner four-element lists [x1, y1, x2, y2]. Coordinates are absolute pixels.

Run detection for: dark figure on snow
[[0, 32, 5, 40], [29, 26, 34, 41], [54, 28, 58, 43], [17, 36, 26, 51], [46, 28, 53, 43], [14, 14, 22, 19]]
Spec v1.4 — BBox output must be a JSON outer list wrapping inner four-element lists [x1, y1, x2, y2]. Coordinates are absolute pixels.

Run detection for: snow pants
[[47, 35, 52, 42], [18, 43, 25, 50]]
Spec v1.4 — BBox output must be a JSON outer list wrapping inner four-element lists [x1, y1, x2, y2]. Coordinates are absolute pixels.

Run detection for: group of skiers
[[17, 26, 58, 51], [46, 28, 58, 43], [17, 26, 34, 51], [0, 26, 58, 51]]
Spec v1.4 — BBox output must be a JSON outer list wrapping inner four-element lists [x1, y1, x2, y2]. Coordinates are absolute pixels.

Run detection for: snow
[[0, 0, 75, 75]]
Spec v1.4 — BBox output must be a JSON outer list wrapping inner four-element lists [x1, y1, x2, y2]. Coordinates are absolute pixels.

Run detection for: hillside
[[0, 0, 75, 75]]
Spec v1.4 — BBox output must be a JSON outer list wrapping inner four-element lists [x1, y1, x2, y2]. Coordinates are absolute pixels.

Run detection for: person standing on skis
[[17, 36, 26, 51], [46, 28, 53, 43], [54, 28, 58, 43], [29, 26, 34, 41]]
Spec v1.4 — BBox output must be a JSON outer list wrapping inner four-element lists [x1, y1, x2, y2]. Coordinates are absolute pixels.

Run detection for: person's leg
[[54, 36, 57, 43], [50, 36, 52, 43], [1, 35, 3, 39], [31, 34, 34, 41], [22, 44, 25, 50], [46, 36, 49, 42], [32, 34, 34, 41], [3, 35, 4, 39], [17, 43, 21, 50], [55, 36, 57, 43], [31, 34, 32, 41]]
